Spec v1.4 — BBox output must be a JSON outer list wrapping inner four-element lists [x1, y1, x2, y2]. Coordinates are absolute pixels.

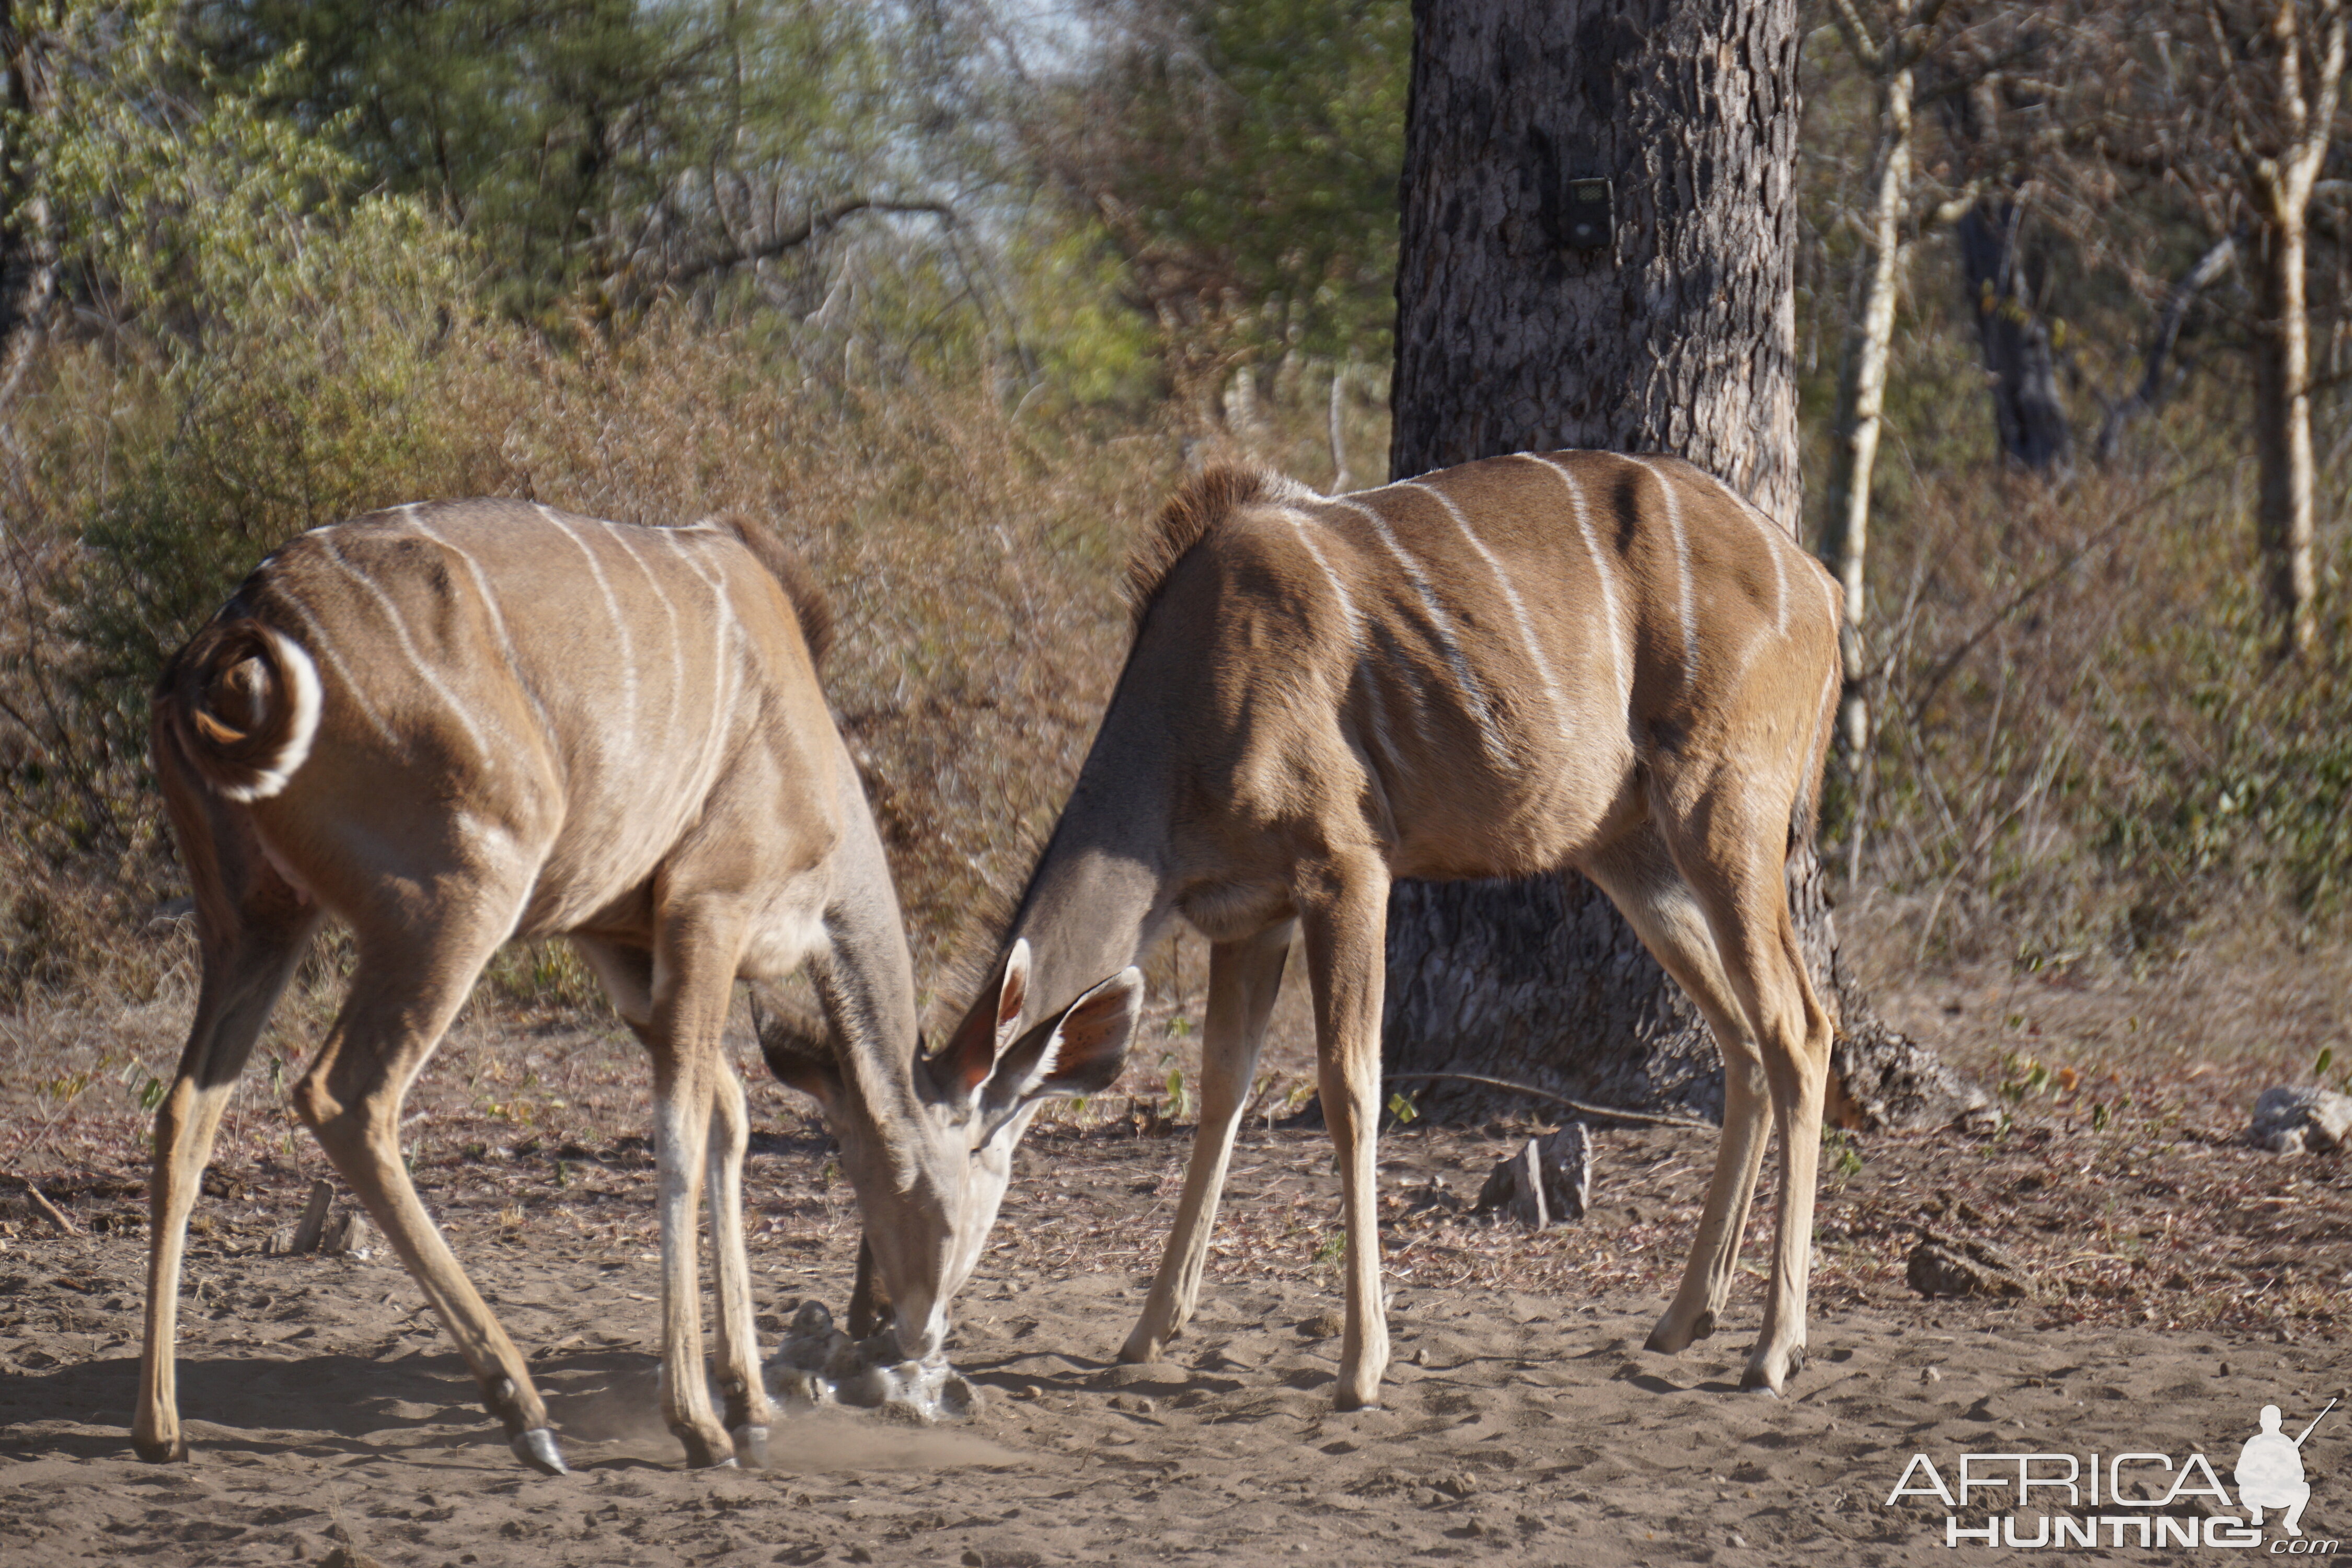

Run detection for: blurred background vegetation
[[0, 0, 2346, 1028]]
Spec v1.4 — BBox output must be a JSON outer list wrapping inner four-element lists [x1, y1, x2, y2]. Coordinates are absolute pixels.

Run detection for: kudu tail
[[152, 617, 323, 804], [706, 512, 835, 672], [1789, 650, 1841, 866]]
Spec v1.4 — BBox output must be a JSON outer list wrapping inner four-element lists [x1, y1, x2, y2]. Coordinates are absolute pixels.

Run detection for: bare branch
[[664, 199, 958, 291], [1826, 0, 1889, 73]]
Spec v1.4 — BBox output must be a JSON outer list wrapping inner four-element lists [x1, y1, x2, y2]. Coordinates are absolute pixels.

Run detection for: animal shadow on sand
[[0, 1350, 489, 1461]]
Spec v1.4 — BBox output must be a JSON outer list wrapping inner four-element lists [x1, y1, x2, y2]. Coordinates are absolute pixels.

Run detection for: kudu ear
[[925, 939, 1032, 1108], [979, 966, 1144, 1121], [753, 990, 841, 1108]]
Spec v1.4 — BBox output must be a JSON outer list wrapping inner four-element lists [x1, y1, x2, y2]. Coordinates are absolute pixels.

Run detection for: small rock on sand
[[2249, 1086, 2352, 1154]]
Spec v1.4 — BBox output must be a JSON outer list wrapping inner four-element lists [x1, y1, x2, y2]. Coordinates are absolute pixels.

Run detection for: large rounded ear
[[923, 939, 1031, 1108], [753, 990, 841, 1108], [980, 966, 1143, 1121]]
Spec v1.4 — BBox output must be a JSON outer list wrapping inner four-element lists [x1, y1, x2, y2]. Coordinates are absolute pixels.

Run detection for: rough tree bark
[[1382, 0, 1976, 1133]]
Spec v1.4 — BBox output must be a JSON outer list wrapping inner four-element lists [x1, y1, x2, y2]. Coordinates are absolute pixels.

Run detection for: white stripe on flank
[[401, 509, 554, 738], [1624, 458, 1699, 679], [275, 592, 398, 750], [538, 505, 639, 756], [1273, 508, 1406, 775], [316, 536, 495, 768], [1394, 481, 1571, 733], [658, 528, 740, 804], [1519, 456, 1629, 706], [601, 522, 689, 767], [1322, 495, 1509, 767], [1685, 466, 1790, 634]]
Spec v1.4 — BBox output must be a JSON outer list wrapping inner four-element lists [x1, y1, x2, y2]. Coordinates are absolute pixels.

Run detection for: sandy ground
[[5, 1004, 2352, 1568], [5, 923, 2352, 1566]]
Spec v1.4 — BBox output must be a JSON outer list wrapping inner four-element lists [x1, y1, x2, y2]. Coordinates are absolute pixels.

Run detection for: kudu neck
[[813, 741, 927, 1128], [1003, 722, 1176, 1024]]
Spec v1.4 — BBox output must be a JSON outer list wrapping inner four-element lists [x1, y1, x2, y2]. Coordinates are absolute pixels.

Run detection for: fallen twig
[[9, 1173, 80, 1236], [1382, 1073, 1712, 1130]]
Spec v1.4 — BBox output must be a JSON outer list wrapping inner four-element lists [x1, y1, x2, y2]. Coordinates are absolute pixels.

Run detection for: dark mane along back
[[704, 512, 836, 671], [1122, 466, 1297, 625]]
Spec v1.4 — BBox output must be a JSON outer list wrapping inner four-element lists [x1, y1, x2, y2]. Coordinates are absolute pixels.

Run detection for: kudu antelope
[[916, 452, 1842, 1408], [139, 499, 1133, 1474]]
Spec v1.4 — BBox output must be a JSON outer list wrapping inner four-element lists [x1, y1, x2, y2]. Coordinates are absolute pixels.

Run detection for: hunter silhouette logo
[[2238, 1400, 2333, 1538], [1884, 1396, 2338, 1551]]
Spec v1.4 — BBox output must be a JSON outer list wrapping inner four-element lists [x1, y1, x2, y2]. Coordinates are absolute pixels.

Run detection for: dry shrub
[[0, 308, 1189, 1012], [1841, 428, 2352, 979]]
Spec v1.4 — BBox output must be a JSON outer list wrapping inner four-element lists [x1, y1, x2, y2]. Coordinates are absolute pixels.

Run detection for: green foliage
[[195, 0, 897, 326], [2096, 646, 2352, 920], [1064, 0, 1408, 363], [1160, 1053, 1191, 1121], [0, 0, 478, 991]]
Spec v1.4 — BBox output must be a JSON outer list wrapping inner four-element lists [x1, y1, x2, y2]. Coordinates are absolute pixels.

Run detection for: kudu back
[[877, 451, 1842, 1409]]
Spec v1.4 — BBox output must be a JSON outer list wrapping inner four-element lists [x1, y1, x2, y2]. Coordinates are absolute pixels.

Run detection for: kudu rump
[[921, 451, 1843, 1407], [139, 500, 1131, 1474]]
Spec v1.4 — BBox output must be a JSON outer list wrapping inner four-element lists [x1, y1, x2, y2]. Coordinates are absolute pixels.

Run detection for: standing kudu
[[138, 500, 1130, 1474], [919, 452, 1842, 1408]]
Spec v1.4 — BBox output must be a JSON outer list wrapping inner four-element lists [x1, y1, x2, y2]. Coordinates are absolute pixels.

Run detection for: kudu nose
[[893, 1298, 947, 1362]]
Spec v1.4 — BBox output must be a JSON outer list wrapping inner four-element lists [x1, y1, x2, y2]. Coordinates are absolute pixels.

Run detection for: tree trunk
[[1819, 62, 1913, 764], [2252, 215, 2318, 658], [1955, 201, 2072, 472], [1382, 0, 1974, 1133]]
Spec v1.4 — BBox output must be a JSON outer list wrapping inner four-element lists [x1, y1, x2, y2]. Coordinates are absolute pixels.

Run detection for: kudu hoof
[[729, 1424, 771, 1470], [131, 1433, 187, 1464], [510, 1427, 570, 1475], [1739, 1344, 1802, 1395], [674, 1424, 735, 1470], [1644, 1307, 1716, 1355]]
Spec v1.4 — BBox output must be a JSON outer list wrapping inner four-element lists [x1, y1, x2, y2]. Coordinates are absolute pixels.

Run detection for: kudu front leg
[[1123, 921, 1292, 1365], [649, 914, 751, 1468], [1301, 861, 1391, 1411], [703, 1058, 775, 1466]]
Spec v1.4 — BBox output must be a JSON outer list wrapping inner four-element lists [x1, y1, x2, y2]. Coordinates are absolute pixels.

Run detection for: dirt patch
[[3, 996, 2349, 1565]]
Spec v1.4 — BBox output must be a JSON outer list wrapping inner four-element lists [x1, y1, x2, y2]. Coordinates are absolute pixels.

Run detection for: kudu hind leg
[[1711, 893, 1833, 1393], [704, 1056, 774, 1465], [294, 915, 568, 1472], [1650, 797, 1836, 1393], [1584, 834, 1772, 1358], [1300, 861, 1391, 1411], [135, 905, 321, 1462], [1123, 920, 1293, 1365]]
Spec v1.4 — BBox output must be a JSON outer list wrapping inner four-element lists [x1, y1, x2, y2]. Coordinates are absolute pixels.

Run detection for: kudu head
[[758, 940, 1141, 1359]]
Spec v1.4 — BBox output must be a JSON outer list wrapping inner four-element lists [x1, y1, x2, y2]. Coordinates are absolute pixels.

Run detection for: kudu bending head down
[[835, 453, 1842, 1411], [757, 941, 1143, 1345], [136, 498, 1086, 1475]]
